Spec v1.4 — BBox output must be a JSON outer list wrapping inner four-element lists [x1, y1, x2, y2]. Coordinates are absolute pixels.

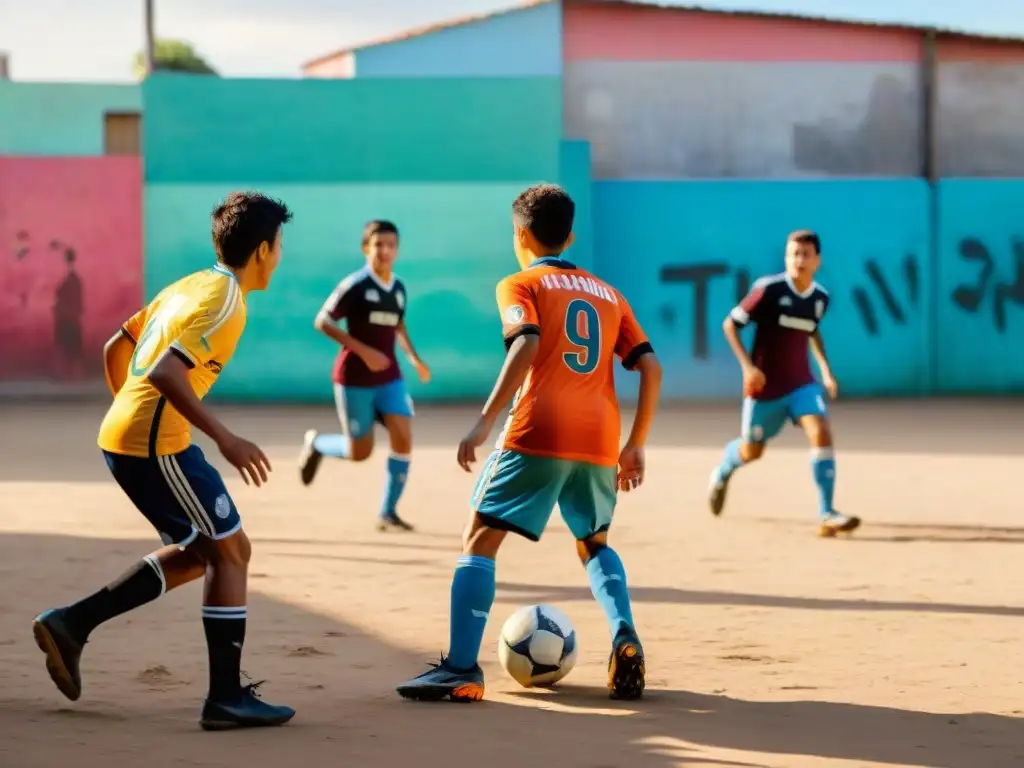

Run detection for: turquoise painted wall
[[355, 2, 561, 77], [593, 180, 933, 399], [0, 82, 140, 156], [936, 180, 1024, 392], [142, 75, 561, 183]]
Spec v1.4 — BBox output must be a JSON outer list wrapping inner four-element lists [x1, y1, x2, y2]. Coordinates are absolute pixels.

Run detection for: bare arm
[[397, 321, 424, 365], [722, 316, 755, 371], [103, 331, 136, 397], [147, 351, 233, 446], [624, 352, 662, 448], [314, 311, 380, 362], [481, 335, 540, 423], [809, 330, 833, 378]]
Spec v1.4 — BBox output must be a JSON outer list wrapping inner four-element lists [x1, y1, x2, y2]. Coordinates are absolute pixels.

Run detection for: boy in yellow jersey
[[32, 192, 296, 731]]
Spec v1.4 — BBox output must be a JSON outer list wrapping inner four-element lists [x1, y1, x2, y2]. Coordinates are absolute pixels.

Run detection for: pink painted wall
[[563, 3, 922, 62], [937, 36, 1024, 63], [0, 157, 142, 384]]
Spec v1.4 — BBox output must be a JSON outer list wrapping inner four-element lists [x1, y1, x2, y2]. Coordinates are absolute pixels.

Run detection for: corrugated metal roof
[[302, 0, 1024, 70]]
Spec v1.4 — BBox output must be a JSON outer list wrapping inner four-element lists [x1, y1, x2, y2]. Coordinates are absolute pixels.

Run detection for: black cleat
[[299, 430, 324, 486], [396, 657, 485, 702], [199, 681, 295, 731], [608, 630, 645, 701], [32, 608, 84, 701], [377, 512, 414, 532], [708, 468, 730, 517]]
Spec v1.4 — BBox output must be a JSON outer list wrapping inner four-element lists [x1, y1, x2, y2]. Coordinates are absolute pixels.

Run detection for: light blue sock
[[447, 555, 495, 671], [312, 433, 350, 459], [715, 438, 745, 482], [586, 547, 635, 640], [380, 454, 411, 519], [811, 447, 836, 518]]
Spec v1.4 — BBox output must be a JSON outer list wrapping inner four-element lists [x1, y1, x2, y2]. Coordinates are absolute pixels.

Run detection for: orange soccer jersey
[[494, 257, 651, 467]]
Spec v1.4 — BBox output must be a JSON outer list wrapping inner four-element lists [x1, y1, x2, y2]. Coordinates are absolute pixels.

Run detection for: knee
[[203, 529, 252, 568], [740, 442, 765, 462], [349, 436, 373, 462], [386, 418, 413, 455], [462, 515, 505, 558], [576, 532, 608, 565], [805, 419, 833, 447]]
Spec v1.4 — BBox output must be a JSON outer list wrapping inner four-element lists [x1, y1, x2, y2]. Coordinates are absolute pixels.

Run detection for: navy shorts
[[103, 445, 242, 546]]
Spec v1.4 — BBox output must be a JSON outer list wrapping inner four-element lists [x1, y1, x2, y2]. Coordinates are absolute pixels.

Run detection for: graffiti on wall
[[950, 238, 1024, 333], [0, 158, 143, 387]]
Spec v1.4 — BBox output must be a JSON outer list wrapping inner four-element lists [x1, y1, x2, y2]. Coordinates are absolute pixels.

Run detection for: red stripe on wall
[[937, 36, 1024, 63]]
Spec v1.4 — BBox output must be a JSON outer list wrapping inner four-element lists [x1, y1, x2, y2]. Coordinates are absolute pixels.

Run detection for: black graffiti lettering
[[659, 263, 739, 360], [851, 254, 918, 336], [952, 237, 1024, 333]]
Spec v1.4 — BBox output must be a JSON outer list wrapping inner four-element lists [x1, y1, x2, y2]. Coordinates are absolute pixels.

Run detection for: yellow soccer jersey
[[98, 264, 247, 457]]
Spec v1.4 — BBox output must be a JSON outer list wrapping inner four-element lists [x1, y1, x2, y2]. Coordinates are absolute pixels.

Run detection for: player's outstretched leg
[[397, 518, 503, 702], [377, 411, 414, 531], [195, 531, 295, 730], [797, 409, 860, 537], [709, 439, 764, 516], [578, 535, 645, 700]]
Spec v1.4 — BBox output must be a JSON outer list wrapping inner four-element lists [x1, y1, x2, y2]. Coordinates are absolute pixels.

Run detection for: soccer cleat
[[377, 512, 414, 532], [396, 656, 485, 702], [32, 608, 85, 701], [608, 629, 645, 701], [298, 429, 323, 486], [199, 681, 296, 731], [708, 468, 730, 517], [818, 512, 861, 538]]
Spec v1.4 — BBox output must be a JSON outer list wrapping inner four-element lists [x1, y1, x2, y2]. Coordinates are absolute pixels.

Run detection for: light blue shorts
[[470, 450, 617, 542], [741, 382, 828, 444], [334, 379, 414, 439]]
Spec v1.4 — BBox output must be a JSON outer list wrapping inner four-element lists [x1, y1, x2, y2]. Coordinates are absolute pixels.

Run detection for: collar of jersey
[[529, 256, 576, 270], [212, 263, 238, 282]]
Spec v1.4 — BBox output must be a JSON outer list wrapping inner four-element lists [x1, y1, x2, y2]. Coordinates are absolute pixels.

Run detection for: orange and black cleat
[[608, 630, 646, 700], [396, 656, 485, 702]]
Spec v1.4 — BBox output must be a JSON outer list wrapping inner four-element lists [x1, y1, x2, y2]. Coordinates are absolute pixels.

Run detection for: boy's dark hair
[[362, 219, 399, 246], [787, 229, 821, 254], [512, 184, 575, 251], [212, 192, 293, 268]]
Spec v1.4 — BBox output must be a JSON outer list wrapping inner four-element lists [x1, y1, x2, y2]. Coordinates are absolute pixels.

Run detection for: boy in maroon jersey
[[708, 230, 860, 537], [298, 220, 430, 531]]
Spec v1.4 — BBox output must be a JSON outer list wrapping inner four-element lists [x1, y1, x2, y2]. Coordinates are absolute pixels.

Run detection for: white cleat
[[818, 512, 861, 537]]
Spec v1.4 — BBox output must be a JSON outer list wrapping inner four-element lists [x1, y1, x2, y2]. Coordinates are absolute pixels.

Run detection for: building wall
[[935, 37, 1024, 177], [0, 83, 141, 156], [353, 1, 561, 77], [0, 158, 143, 387], [563, 3, 924, 179], [304, 53, 355, 79]]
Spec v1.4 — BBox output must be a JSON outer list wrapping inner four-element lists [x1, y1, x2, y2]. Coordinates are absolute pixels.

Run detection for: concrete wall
[[352, 2, 561, 77], [935, 37, 1024, 177], [0, 158, 143, 385], [0, 83, 141, 156], [563, 3, 924, 180]]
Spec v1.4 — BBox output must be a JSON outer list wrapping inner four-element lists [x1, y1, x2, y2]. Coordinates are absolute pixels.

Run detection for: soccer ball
[[498, 604, 578, 688]]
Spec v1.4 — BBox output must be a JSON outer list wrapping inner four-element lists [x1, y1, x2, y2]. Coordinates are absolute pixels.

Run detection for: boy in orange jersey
[[396, 184, 662, 703], [31, 192, 296, 730]]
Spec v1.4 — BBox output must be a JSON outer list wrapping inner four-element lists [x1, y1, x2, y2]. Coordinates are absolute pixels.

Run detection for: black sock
[[202, 606, 246, 701], [63, 555, 166, 640]]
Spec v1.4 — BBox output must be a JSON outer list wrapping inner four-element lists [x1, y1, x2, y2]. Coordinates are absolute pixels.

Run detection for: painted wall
[[0, 83, 141, 156], [562, 4, 923, 180], [304, 53, 355, 79], [0, 158, 143, 385], [143, 75, 561, 183], [935, 38, 1024, 177], [593, 180, 932, 398], [353, 2, 561, 77]]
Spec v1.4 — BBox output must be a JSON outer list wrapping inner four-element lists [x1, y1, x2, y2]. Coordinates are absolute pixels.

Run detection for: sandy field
[[0, 399, 1022, 768]]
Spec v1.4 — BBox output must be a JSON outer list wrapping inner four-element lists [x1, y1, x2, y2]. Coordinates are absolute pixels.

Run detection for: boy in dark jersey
[[709, 230, 860, 537], [298, 220, 430, 532]]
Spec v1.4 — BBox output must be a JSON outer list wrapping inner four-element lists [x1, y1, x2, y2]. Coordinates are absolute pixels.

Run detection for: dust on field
[[1, 400, 1022, 768]]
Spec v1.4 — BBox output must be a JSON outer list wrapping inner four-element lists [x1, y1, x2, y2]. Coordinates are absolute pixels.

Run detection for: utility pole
[[144, 0, 156, 75]]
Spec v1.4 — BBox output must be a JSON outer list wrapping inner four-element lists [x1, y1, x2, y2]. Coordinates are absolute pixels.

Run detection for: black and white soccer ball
[[498, 604, 578, 688]]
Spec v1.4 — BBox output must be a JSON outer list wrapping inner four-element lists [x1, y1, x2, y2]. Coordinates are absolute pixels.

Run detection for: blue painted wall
[[936, 180, 1024, 392], [0, 83, 140, 156], [355, 3, 561, 77], [593, 180, 934, 399]]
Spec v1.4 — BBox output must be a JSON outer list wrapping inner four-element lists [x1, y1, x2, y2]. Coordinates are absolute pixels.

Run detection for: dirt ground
[[1, 399, 1022, 768]]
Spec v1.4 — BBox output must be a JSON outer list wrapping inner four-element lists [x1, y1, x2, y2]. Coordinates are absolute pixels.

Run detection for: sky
[[3, 0, 1024, 82]]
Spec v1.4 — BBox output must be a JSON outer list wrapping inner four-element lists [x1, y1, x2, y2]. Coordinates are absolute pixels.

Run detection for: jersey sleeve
[[614, 295, 655, 370], [170, 286, 244, 368], [120, 306, 148, 344], [495, 276, 540, 349], [320, 274, 360, 321], [729, 278, 771, 328]]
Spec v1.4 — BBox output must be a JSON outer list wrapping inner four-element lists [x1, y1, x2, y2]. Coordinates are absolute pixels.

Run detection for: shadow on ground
[[0, 533, 1020, 768]]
